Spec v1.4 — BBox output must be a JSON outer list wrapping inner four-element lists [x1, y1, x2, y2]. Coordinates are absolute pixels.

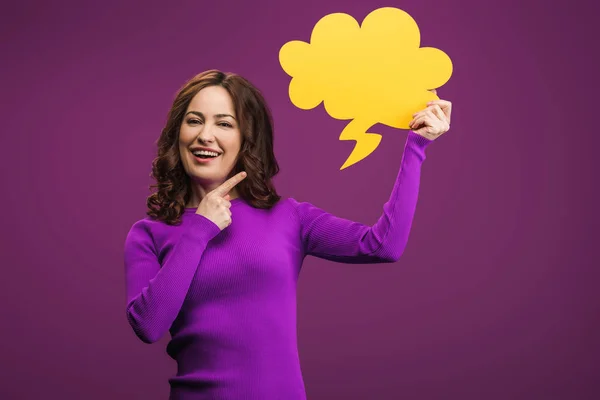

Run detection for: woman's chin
[[190, 173, 226, 185]]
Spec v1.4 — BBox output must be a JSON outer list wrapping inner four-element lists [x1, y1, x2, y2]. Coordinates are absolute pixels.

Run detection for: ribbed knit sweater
[[124, 130, 432, 399]]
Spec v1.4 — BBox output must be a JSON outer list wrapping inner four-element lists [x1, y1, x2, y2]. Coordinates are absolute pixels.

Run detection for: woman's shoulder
[[124, 213, 191, 254], [272, 196, 316, 213], [125, 216, 157, 242], [276, 196, 329, 223], [125, 213, 185, 240]]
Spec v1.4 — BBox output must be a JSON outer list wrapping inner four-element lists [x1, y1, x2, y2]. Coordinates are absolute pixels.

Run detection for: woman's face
[[178, 85, 242, 187]]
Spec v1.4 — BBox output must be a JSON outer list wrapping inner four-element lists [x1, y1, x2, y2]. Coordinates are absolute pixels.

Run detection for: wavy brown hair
[[146, 69, 281, 225]]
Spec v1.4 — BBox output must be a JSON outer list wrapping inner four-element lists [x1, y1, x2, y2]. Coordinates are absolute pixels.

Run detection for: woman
[[124, 69, 451, 399]]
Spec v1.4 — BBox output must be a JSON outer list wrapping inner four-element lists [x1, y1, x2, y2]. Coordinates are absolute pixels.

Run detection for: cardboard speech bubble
[[279, 7, 453, 170]]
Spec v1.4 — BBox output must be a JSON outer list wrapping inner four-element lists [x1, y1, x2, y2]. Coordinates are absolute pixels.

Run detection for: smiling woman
[[124, 68, 448, 400], [146, 69, 281, 225]]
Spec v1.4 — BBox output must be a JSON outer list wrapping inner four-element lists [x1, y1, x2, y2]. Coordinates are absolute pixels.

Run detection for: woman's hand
[[196, 171, 247, 231], [409, 89, 452, 141]]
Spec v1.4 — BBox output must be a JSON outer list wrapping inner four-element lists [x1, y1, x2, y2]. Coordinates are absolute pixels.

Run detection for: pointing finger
[[211, 171, 247, 197]]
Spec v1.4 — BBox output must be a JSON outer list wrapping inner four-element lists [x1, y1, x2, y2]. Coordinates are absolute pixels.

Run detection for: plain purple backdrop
[[1, 0, 598, 399]]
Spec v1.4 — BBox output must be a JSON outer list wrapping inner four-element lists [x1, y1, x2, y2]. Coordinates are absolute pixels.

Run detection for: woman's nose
[[197, 126, 216, 142]]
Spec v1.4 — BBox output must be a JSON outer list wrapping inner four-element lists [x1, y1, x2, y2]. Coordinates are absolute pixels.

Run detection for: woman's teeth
[[192, 150, 219, 158]]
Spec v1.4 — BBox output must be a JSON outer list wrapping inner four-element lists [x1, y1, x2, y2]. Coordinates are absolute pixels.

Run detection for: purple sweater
[[124, 131, 432, 399]]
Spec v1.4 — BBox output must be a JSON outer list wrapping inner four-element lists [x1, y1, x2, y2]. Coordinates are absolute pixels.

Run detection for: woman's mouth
[[191, 150, 221, 164]]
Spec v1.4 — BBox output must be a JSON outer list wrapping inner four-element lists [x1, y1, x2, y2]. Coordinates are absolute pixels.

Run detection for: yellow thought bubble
[[279, 7, 453, 170]]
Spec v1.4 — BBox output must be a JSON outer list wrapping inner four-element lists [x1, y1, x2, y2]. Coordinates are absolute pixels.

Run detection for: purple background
[[1, 0, 598, 399]]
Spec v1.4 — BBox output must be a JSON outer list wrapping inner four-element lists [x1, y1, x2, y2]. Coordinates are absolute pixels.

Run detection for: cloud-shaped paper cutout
[[279, 7, 453, 169]]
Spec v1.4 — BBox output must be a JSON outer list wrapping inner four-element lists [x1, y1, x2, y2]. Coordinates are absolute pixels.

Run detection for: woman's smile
[[192, 152, 222, 164]]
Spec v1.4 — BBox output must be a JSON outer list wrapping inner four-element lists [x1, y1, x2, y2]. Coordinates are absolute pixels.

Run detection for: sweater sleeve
[[123, 213, 221, 344], [290, 130, 433, 264]]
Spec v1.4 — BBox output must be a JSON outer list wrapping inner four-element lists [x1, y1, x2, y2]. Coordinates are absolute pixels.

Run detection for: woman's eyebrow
[[185, 111, 236, 120], [215, 113, 236, 120]]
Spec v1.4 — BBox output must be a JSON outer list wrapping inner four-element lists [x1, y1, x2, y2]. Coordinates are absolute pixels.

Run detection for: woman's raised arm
[[291, 131, 433, 264]]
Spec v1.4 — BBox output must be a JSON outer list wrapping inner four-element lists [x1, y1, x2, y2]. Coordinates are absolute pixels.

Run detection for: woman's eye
[[188, 119, 202, 125], [219, 122, 232, 128]]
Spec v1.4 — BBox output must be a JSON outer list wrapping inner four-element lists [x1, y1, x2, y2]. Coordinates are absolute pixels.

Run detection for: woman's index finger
[[212, 172, 247, 197]]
